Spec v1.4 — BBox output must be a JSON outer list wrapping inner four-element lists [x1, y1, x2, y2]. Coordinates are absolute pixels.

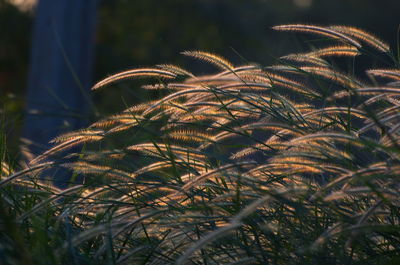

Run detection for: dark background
[[1, 0, 399, 158]]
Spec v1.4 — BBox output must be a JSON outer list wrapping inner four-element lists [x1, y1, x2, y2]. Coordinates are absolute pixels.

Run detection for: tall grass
[[2, 24, 400, 264]]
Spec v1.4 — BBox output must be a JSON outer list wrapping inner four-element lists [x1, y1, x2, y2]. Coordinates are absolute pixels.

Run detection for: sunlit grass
[[1, 24, 400, 264]]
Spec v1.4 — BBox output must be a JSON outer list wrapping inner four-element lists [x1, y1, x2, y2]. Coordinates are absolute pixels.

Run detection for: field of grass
[[1, 24, 400, 264]]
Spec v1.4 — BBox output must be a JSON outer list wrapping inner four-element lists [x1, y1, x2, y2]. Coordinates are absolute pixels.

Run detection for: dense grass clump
[[1, 24, 400, 264]]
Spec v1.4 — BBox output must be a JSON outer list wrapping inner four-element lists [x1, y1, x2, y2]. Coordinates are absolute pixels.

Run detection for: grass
[[1, 24, 400, 264]]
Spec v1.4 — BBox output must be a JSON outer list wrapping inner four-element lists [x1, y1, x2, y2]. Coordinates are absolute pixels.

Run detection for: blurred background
[[1, 0, 399, 160]]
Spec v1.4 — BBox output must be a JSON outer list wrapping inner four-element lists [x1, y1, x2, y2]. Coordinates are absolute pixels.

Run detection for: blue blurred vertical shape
[[22, 0, 98, 185]]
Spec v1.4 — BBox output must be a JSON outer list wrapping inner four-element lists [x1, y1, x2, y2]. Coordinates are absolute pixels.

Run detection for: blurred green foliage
[[0, 0, 32, 157]]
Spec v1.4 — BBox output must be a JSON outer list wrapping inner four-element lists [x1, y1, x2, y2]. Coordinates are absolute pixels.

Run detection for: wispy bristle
[[92, 68, 177, 90], [280, 54, 329, 66], [50, 129, 105, 144], [156, 64, 195, 77], [181, 50, 234, 70], [367, 69, 400, 81], [167, 130, 216, 144], [272, 24, 362, 48], [307, 45, 360, 58], [330, 25, 390, 52]]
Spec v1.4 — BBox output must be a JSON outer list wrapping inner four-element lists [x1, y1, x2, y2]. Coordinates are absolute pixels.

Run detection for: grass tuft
[[2, 24, 400, 264]]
